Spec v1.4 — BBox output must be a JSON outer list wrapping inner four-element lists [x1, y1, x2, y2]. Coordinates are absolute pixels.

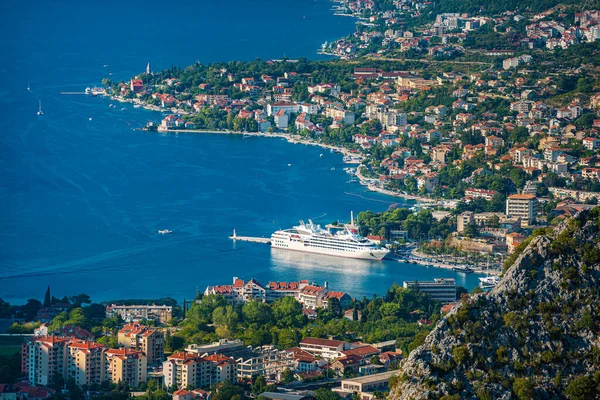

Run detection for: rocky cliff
[[390, 209, 600, 400]]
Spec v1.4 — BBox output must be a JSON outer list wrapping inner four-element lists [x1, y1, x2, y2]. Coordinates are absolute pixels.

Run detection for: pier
[[60, 92, 88, 95], [229, 229, 271, 244]]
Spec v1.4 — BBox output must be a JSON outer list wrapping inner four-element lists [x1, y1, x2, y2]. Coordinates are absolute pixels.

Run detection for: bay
[[0, 0, 480, 303]]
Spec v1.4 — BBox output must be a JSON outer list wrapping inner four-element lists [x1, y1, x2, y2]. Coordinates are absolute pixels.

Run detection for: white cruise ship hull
[[271, 237, 389, 260]]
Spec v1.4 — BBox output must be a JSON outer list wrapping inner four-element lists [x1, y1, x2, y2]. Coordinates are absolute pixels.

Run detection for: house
[[583, 137, 600, 150], [274, 110, 289, 129], [130, 79, 144, 93], [331, 354, 362, 376], [325, 291, 352, 310]]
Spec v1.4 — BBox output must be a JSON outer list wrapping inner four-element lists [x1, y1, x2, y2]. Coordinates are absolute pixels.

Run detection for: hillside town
[[100, 3, 600, 270], [5, 0, 600, 399], [0, 276, 451, 400]]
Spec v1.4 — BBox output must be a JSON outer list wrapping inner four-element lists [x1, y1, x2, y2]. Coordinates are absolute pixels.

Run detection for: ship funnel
[[351, 211, 354, 226]]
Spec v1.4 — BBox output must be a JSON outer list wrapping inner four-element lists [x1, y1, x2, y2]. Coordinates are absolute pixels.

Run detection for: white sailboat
[[37, 100, 44, 116], [479, 256, 500, 289]]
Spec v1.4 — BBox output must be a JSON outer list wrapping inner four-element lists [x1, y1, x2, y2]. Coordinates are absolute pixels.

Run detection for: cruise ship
[[271, 219, 389, 260]]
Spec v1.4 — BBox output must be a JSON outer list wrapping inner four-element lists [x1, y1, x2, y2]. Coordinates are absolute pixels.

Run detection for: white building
[[403, 278, 457, 302]]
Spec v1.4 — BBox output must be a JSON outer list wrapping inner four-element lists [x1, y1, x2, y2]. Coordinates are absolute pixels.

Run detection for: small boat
[[158, 229, 172, 235], [331, 167, 335, 171], [85, 87, 91, 94], [243, 133, 252, 139], [88, 117, 93, 121], [320, 153, 324, 157], [453, 265, 474, 273], [27, 81, 31, 91], [134, 104, 141, 108], [287, 163, 292, 167], [37, 100, 43, 116]]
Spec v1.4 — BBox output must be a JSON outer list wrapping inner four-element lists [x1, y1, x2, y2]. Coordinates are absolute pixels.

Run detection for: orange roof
[[507, 194, 536, 200], [69, 340, 105, 350]]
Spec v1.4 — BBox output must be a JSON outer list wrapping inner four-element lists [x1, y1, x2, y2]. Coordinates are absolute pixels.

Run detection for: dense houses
[[204, 277, 352, 310]]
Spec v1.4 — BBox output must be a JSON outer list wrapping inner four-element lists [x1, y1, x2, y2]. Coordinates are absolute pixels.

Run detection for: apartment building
[[117, 323, 164, 365], [506, 194, 539, 226], [163, 352, 210, 389], [22, 336, 69, 386], [105, 348, 147, 388], [403, 278, 457, 303], [67, 340, 106, 386], [105, 304, 173, 324]]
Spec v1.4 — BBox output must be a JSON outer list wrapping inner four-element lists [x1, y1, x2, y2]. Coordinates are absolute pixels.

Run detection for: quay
[[60, 92, 87, 95], [229, 229, 271, 244]]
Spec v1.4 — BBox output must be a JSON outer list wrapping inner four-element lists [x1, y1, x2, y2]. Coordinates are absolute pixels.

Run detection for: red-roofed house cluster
[[204, 277, 351, 310]]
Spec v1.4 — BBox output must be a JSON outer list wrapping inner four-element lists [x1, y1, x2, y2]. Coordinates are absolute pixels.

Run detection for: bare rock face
[[389, 210, 600, 400]]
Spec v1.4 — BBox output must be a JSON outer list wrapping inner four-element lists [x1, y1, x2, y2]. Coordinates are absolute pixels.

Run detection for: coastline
[[109, 93, 456, 208]]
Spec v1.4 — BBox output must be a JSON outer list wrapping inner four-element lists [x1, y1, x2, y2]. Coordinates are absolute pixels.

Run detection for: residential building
[[299, 338, 350, 360], [274, 110, 289, 129], [105, 304, 173, 324], [163, 352, 210, 389], [583, 137, 600, 150], [457, 211, 474, 233], [118, 323, 165, 365], [464, 188, 498, 201], [22, 336, 69, 386], [506, 194, 538, 226], [67, 340, 106, 386], [105, 348, 147, 388], [403, 278, 457, 302]]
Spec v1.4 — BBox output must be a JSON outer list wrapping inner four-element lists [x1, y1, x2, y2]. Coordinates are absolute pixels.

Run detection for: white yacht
[[479, 257, 500, 288], [37, 100, 43, 116], [158, 229, 172, 235], [271, 215, 389, 260]]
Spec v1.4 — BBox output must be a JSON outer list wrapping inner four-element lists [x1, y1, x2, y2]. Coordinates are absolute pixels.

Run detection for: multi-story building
[[506, 194, 538, 226], [118, 323, 165, 365], [163, 352, 210, 389], [204, 354, 236, 384], [105, 348, 147, 388], [67, 340, 106, 386], [22, 336, 69, 386], [105, 304, 173, 324], [456, 211, 474, 233], [299, 338, 350, 360], [403, 278, 457, 303]]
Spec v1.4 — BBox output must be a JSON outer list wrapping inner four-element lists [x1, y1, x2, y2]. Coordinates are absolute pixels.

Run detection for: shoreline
[[110, 92, 454, 207]]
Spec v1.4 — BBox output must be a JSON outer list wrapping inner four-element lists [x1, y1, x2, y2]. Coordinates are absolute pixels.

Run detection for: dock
[[60, 92, 88, 95], [229, 229, 271, 244]]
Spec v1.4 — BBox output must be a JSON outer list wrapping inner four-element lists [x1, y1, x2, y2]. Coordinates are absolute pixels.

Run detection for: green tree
[[565, 375, 598, 400], [313, 388, 342, 400], [272, 296, 305, 328], [513, 377, 535, 400], [242, 301, 274, 325], [282, 367, 294, 383], [44, 286, 51, 307]]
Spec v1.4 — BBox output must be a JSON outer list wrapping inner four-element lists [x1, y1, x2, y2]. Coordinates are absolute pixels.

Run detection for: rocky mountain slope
[[390, 209, 600, 400]]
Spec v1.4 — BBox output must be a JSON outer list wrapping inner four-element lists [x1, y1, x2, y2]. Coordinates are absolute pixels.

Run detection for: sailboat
[[37, 100, 44, 116], [479, 255, 500, 289]]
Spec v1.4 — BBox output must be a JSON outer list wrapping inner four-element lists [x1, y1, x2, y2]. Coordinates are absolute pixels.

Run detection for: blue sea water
[[0, 0, 480, 304]]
